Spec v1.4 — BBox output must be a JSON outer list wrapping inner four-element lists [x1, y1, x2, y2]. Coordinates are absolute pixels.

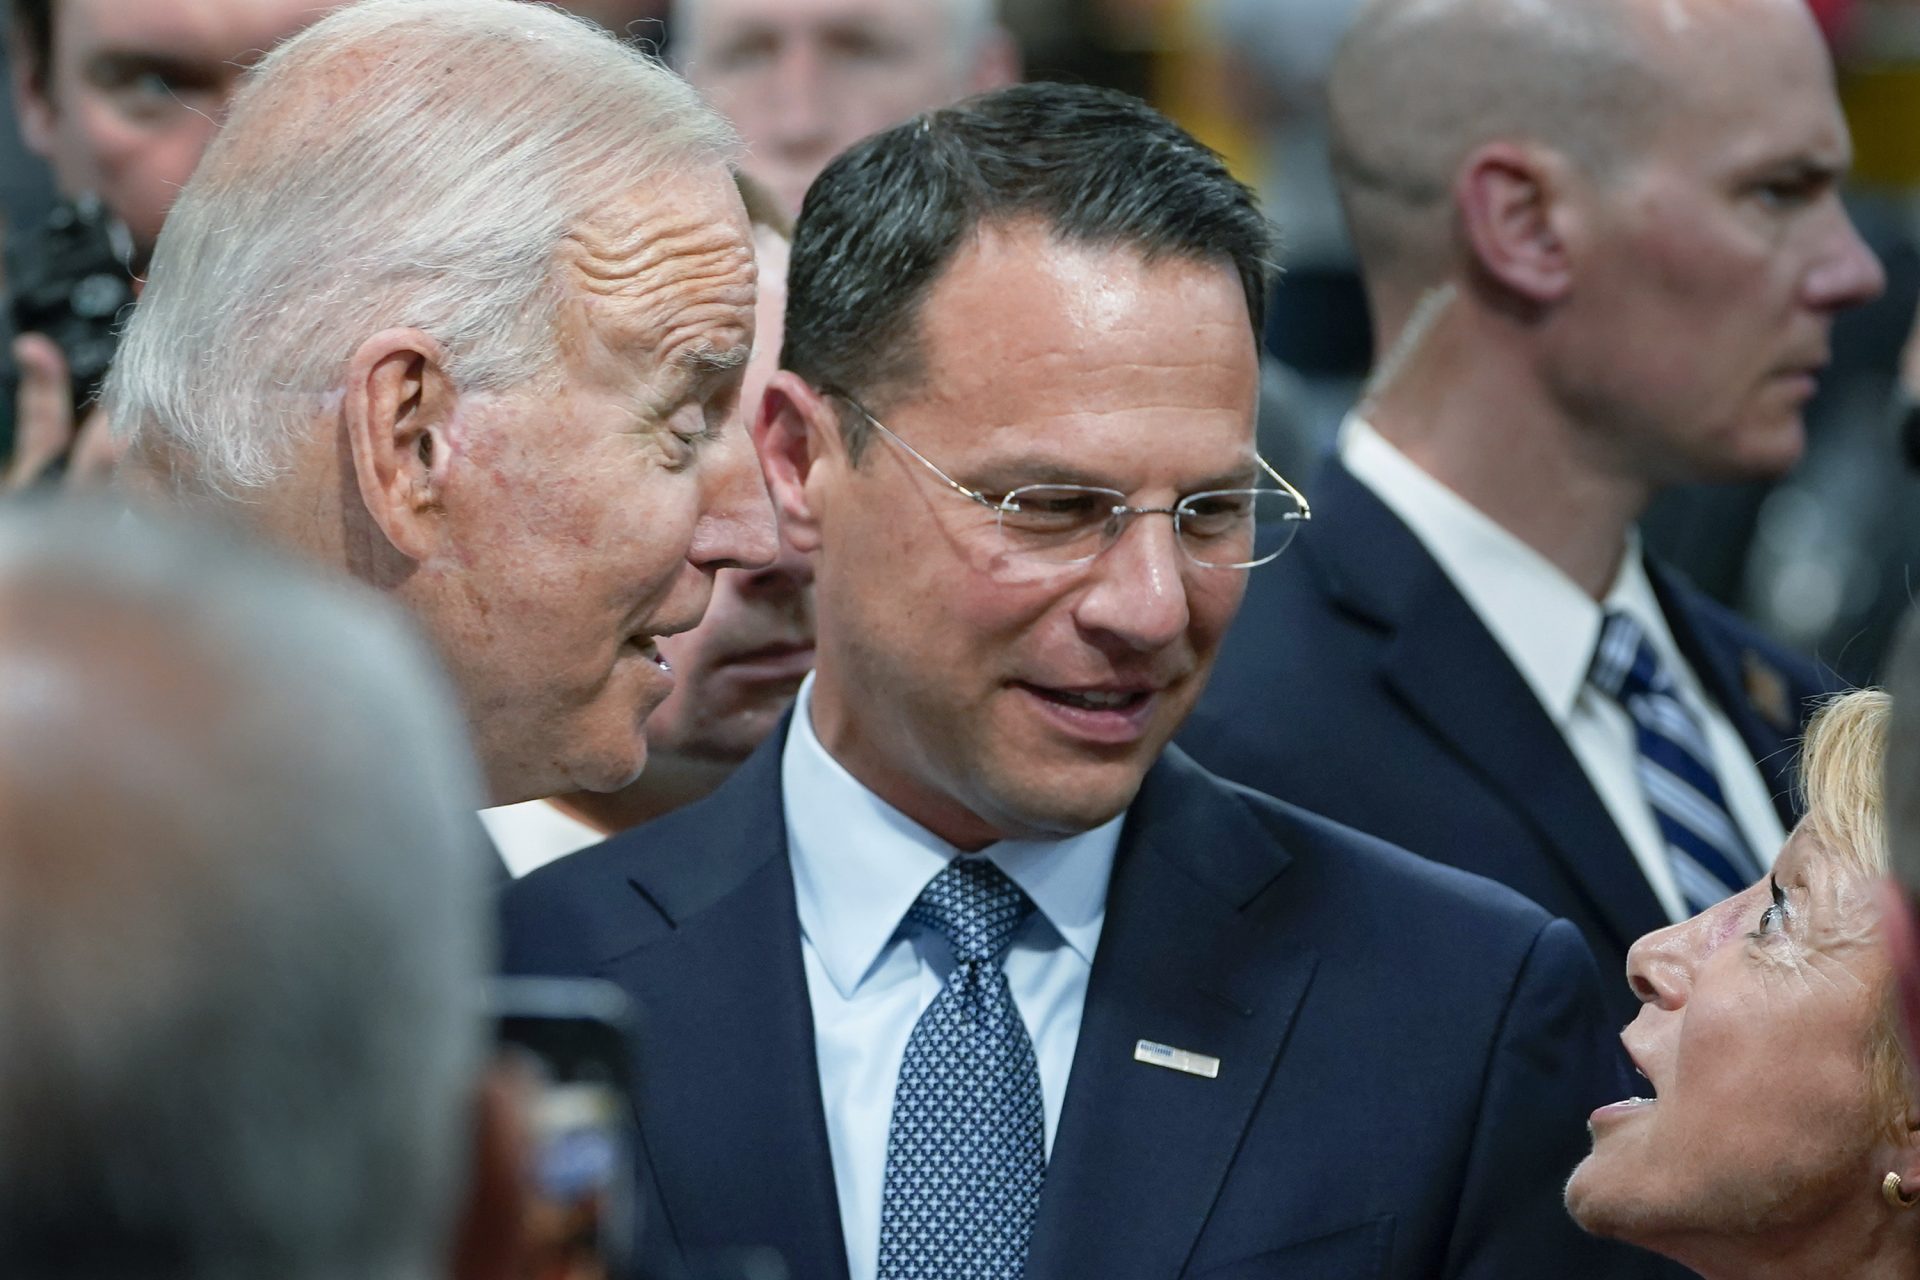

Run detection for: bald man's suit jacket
[[500, 733, 1680, 1279], [1180, 457, 1832, 1028]]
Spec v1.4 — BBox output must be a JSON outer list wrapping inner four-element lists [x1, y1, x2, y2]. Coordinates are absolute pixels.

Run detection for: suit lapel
[[1307, 461, 1665, 958], [1025, 751, 1315, 1279], [1649, 561, 1803, 829], [594, 735, 851, 1280]]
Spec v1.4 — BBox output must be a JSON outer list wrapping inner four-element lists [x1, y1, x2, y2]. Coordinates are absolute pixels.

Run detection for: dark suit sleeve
[[1443, 918, 1683, 1279]]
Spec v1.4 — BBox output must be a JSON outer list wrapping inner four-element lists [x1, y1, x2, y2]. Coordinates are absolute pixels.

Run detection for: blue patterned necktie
[[876, 856, 1046, 1280], [1588, 611, 1762, 914]]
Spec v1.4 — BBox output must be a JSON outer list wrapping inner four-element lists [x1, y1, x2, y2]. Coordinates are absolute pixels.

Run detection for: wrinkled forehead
[[554, 167, 758, 373]]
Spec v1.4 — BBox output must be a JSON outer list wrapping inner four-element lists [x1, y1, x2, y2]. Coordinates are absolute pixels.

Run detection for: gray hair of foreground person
[[104, 0, 739, 494], [0, 504, 492, 1280]]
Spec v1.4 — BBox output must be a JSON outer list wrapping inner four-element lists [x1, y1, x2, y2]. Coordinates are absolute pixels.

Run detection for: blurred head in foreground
[[0, 502, 514, 1280], [108, 0, 778, 806], [1566, 689, 1920, 1279]]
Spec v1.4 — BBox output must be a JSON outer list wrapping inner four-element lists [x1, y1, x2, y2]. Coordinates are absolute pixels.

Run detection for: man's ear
[[754, 371, 844, 556], [342, 329, 459, 564], [1455, 141, 1577, 306]]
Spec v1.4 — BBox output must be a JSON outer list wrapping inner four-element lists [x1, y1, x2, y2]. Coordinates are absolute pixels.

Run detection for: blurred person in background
[[107, 0, 776, 809], [0, 502, 525, 1280], [483, 178, 812, 873], [1207, 0, 1369, 445], [671, 0, 1019, 218], [1184, 0, 1882, 1030], [3, 0, 330, 487], [1566, 689, 1920, 1280]]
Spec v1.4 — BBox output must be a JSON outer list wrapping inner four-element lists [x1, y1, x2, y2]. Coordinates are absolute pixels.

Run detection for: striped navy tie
[[1588, 611, 1761, 914]]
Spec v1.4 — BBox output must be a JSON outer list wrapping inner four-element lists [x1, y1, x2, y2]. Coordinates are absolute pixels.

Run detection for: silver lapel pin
[[1134, 1039, 1220, 1079]]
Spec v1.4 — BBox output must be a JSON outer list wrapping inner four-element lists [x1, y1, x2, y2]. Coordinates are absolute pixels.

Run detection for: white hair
[[107, 0, 741, 495], [0, 502, 490, 1280], [673, 0, 998, 67]]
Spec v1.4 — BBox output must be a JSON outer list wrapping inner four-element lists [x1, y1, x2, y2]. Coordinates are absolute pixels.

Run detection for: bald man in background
[[1182, 0, 1882, 1027], [672, 0, 1018, 217]]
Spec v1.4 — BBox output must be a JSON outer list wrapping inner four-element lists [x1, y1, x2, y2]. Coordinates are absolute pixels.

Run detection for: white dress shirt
[[782, 675, 1119, 1280], [1340, 418, 1785, 921], [478, 800, 603, 878]]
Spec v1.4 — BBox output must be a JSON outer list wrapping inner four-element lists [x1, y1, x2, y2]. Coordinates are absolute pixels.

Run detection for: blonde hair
[[1797, 689, 1909, 1139]]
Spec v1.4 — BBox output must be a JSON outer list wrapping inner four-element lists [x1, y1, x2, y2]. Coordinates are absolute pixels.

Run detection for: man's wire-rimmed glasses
[[827, 392, 1311, 570]]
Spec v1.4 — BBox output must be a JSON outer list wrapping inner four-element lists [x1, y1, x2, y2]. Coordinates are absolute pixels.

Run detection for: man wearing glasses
[[503, 83, 1662, 1280]]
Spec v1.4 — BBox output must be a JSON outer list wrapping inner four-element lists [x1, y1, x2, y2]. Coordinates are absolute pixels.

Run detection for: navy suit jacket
[[502, 733, 1677, 1279], [1180, 457, 1834, 1027]]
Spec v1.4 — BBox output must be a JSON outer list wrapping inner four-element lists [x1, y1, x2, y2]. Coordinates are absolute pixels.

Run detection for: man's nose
[[1070, 513, 1191, 652], [735, 527, 814, 598], [691, 421, 779, 572], [1808, 206, 1886, 312], [765, 44, 834, 151]]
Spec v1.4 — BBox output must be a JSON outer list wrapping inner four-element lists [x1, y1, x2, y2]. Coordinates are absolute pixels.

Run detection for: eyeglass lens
[[996, 485, 1305, 568]]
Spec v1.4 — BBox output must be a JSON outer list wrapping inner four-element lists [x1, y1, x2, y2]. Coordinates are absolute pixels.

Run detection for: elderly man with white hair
[[0, 503, 517, 1280], [107, 0, 778, 807], [671, 0, 1020, 217]]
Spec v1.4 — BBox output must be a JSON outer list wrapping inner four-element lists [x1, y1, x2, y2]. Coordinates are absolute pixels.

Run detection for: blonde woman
[[1567, 689, 1920, 1278]]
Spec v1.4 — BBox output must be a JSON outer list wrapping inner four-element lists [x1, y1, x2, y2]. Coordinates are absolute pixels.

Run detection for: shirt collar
[[782, 675, 1118, 999], [1340, 415, 1664, 725]]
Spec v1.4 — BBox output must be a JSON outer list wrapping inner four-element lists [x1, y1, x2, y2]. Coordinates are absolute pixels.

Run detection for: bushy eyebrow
[[962, 454, 1260, 495], [675, 340, 750, 376]]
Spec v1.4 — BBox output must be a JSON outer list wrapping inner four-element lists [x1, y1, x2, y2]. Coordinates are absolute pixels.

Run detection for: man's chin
[[970, 761, 1146, 842], [561, 741, 650, 797]]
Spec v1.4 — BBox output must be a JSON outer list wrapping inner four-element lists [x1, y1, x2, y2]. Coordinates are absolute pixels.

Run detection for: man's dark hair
[[9, 0, 52, 90], [785, 80, 1274, 460]]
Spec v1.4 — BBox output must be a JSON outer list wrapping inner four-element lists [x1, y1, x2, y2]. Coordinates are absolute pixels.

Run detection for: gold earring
[[1884, 1172, 1918, 1209]]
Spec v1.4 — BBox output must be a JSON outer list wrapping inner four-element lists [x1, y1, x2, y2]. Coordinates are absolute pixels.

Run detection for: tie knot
[[1588, 610, 1673, 703], [907, 857, 1034, 966]]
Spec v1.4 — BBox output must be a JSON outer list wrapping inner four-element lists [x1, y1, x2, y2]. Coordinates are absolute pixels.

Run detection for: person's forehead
[[900, 225, 1258, 462], [56, 0, 325, 65], [559, 167, 757, 362], [916, 224, 1247, 361], [685, 0, 945, 42], [1635, 0, 1845, 167]]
